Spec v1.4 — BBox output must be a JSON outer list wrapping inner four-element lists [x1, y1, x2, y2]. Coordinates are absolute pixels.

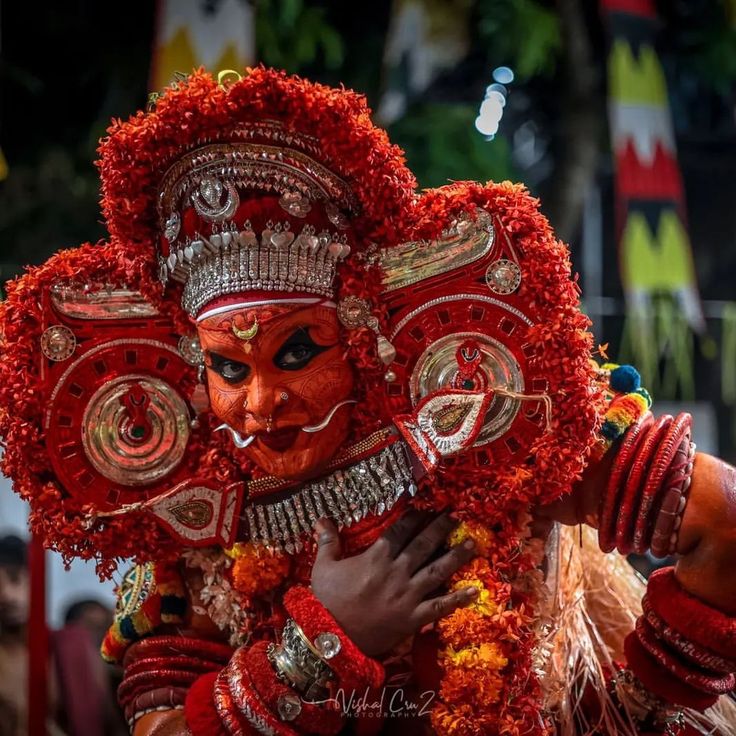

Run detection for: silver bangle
[[267, 618, 335, 702], [611, 669, 685, 735]]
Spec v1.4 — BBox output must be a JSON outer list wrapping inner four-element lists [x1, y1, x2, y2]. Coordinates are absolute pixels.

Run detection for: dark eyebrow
[[207, 351, 246, 366], [280, 326, 312, 347]]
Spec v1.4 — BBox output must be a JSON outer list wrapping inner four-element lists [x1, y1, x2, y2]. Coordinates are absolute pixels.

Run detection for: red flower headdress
[[97, 66, 417, 329]]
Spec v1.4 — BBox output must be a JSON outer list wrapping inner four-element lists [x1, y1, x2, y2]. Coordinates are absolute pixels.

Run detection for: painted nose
[[245, 377, 289, 426]]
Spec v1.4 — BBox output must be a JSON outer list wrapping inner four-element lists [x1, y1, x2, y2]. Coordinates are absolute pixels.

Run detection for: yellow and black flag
[[150, 0, 255, 92]]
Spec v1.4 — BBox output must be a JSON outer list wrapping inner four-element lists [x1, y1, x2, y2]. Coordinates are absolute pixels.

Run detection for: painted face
[[197, 301, 355, 481]]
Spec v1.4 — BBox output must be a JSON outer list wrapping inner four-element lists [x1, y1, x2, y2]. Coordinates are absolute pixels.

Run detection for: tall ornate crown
[[157, 136, 358, 315], [97, 68, 417, 321]]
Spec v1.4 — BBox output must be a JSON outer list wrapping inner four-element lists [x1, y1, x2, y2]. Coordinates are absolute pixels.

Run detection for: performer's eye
[[274, 328, 331, 371], [208, 353, 250, 384]]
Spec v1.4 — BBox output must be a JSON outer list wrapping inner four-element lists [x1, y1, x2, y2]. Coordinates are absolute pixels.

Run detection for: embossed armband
[[267, 619, 336, 701]]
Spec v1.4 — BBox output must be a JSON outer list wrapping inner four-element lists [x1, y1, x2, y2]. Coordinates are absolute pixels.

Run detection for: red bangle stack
[[598, 412, 694, 556], [625, 567, 736, 711], [243, 641, 344, 734], [214, 647, 299, 736], [120, 635, 233, 727]]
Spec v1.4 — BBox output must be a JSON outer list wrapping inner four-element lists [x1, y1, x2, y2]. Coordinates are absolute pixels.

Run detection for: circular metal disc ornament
[[277, 693, 302, 721], [178, 334, 204, 366], [410, 332, 524, 446], [314, 631, 342, 659], [485, 259, 521, 295], [82, 374, 190, 486], [40, 325, 76, 362], [337, 296, 371, 328]]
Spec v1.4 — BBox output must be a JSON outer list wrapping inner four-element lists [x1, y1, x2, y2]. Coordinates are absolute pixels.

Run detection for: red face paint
[[198, 301, 355, 481]]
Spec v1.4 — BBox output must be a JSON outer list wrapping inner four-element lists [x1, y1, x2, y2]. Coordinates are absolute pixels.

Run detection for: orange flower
[[229, 542, 291, 597]]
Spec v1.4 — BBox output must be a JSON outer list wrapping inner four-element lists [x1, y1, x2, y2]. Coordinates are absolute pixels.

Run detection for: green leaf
[[476, 0, 561, 80]]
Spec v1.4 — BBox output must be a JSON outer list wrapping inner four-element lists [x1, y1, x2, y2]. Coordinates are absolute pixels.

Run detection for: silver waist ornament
[[242, 441, 416, 554]]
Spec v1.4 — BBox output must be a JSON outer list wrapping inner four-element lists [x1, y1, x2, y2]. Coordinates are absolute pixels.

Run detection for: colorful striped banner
[[151, 0, 255, 92], [601, 0, 704, 396]]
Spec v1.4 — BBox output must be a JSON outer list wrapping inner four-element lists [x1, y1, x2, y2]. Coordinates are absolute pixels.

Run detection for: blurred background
[[0, 0, 735, 720]]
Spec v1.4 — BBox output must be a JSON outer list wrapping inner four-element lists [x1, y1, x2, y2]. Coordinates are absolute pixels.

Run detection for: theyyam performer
[[1, 68, 735, 736]]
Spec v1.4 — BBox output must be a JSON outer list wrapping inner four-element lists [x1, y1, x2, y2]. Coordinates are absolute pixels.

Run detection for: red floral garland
[[391, 181, 602, 735]]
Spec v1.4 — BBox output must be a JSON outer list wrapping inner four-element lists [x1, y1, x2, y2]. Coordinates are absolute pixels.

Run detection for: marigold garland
[[227, 542, 292, 598], [397, 182, 602, 734]]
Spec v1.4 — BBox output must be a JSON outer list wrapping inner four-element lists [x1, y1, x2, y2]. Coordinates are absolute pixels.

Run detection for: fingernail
[[465, 586, 479, 597], [462, 539, 475, 550]]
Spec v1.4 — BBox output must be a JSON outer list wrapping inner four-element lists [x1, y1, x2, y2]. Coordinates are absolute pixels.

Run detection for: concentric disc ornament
[[40, 325, 76, 362], [177, 334, 204, 366], [337, 295, 371, 328], [485, 258, 522, 295]]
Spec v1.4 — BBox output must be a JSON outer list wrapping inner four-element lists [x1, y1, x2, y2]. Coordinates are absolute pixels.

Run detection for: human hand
[[311, 511, 478, 657]]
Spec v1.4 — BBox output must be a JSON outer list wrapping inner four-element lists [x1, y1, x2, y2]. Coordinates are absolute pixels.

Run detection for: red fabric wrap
[[284, 586, 385, 693], [646, 568, 736, 658]]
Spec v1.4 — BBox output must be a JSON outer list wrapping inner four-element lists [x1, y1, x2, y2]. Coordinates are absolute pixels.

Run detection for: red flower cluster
[[395, 181, 603, 734]]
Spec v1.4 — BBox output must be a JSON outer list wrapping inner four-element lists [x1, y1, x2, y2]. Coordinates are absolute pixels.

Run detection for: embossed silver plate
[[380, 209, 496, 292], [50, 283, 158, 320], [410, 332, 524, 446]]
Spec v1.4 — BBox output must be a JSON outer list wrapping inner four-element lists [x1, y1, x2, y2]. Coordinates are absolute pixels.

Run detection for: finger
[[411, 586, 479, 629], [313, 517, 342, 565], [411, 539, 476, 597], [371, 509, 431, 559], [397, 513, 456, 574]]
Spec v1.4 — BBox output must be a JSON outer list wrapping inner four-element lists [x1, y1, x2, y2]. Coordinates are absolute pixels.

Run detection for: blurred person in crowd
[[63, 599, 113, 649], [0, 536, 126, 736], [60, 598, 127, 736], [0, 534, 64, 736]]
